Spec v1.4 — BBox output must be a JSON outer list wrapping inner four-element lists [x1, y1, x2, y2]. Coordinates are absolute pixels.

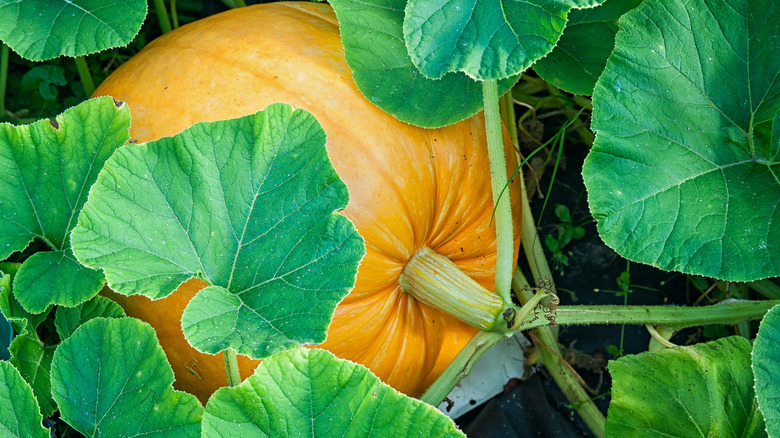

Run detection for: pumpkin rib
[[425, 120, 503, 261], [342, 134, 428, 264], [324, 117, 443, 266], [349, 293, 441, 393], [338, 256, 403, 299]]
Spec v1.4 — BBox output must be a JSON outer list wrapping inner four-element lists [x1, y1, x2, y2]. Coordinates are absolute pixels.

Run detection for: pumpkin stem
[[224, 348, 241, 387], [399, 247, 505, 331]]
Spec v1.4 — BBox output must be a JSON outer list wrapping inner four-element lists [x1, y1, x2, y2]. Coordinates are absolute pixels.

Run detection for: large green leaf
[[50, 317, 202, 437], [0, 264, 47, 334], [8, 331, 56, 418], [0, 0, 147, 61], [402, 0, 603, 81], [753, 304, 780, 436], [1, 265, 56, 417], [203, 348, 464, 437], [583, 0, 780, 281], [54, 294, 125, 340], [532, 0, 642, 95], [0, 263, 57, 417], [606, 336, 766, 437], [71, 103, 364, 359], [329, 0, 517, 128], [0, 361, 47, 438], [0, 97, 130, 312], [13, 249, 105, 313]]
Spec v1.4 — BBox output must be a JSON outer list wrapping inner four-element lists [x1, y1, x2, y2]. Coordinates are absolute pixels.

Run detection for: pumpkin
[[94, 1, 522, 403]]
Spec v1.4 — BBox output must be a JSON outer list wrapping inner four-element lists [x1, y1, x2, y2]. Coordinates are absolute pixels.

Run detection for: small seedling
[[607, 266, 632, 358], [606, 344, 624, 359], [21, 65, 67, 102], [545, 204, 586, 273], [614, 270, 632, 297]]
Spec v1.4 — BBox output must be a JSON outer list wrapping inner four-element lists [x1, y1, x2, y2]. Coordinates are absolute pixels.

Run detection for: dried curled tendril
[[517, 278, 559, 327]]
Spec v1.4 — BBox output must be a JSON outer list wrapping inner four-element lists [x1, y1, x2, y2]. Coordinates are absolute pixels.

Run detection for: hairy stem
[[514, 300, 780, 331], [224, 348, 241, 387], [420, 331, 506, 406], [171, 0, 180, 29], [749, 279, 780, 300], [500, 90, 519, 149], [514, 169, 606, 437], [152, 0, 173, 33], [222, 0, 246, 7], [74, 57, 95, 97], [519, 176, 556, 293], [483, 79, 514, 306]]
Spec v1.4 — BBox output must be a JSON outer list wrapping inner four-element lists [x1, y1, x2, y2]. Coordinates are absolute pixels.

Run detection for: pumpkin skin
[[94, 1, 522, 403]]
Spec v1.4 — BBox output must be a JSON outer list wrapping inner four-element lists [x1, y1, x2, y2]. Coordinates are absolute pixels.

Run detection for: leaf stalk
[[513, 300, 780, 331], [749, 279, 780, 300], [482, 79, 514, 306], [171, 0, 179, 29], [152, 0, 173, 34], [500, 90, 518, 148], [420, 330, 506, 406], [514, 173, 605, 436], [74, 57, 95, 97], [224, 348, 241, 387]]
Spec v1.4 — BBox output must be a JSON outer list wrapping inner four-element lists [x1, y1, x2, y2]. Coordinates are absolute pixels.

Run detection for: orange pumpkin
[[95, 1, 521, 403]]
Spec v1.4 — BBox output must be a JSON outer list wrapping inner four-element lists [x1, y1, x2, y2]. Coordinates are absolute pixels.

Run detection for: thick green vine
[[483, 79, 514, 306]]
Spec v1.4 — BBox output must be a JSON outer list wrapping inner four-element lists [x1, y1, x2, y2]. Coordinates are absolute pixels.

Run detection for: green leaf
[[558, 226, 573, 247], [3, 263, 56, 416], [1, 263, 56, 417], [403, 0, 604, 81], [545, 234, 560, 252], [9, 331, 56, 418], [607, 336, 766, 437], [554, 204, 571, 223], [71, 103, 365, 359], [329, 0, 517, 128], [0, 0, 147, 61], [204, 348, 464, 437], [21, 65, 67, 101], [753, 304, 780, 436], [50, 317, 202, 437], [582, 0, 780, 281], [533, 0, 642, 95], [14, 249, 105, 314], [0, 263, 19, 277], [0, 97, 130, 312], [0, 361, 47, 438], [0, 265, 47, 333], [54, 294, 126, 340]]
